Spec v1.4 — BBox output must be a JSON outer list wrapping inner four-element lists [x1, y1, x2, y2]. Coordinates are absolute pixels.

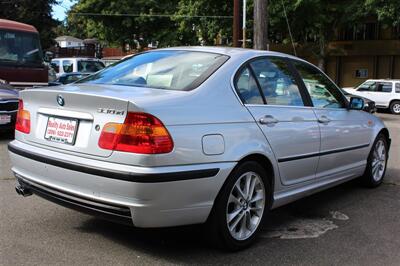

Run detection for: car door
[[352, 80, 376, 99], [235, 57, 320, 185], [292, 60, 372, 179]]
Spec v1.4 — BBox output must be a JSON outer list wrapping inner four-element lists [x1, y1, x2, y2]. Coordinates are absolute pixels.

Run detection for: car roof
[[0, 19, 38, 33], [52, 58, 102, 61], [156, 46, 303, 61], [364, 79, 400, 82]]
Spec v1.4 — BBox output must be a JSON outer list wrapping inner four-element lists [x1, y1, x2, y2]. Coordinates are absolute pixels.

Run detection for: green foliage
[[363, 0, 400, 26], [0, 0, 59, 48], [63, 0, 400, 53], [65, 0, 233, 48]]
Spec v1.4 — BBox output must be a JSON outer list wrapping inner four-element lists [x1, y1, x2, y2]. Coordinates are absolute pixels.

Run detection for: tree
[[0, 0, 59, 48], [268, 0, 364, 70], [65, 0, 233, 48], [65, 0, 180, 48], [172, 0, 233, 46], [361, 0, 400, 26], [253, 0, 268, 50]]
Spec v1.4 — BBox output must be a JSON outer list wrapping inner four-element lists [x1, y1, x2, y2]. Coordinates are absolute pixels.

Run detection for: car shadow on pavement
[[74, 179, 368, 262]]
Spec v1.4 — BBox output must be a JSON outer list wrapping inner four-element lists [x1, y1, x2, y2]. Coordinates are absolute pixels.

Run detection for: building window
[[338, 23, 377, 41], [355, 69, 368, 78]]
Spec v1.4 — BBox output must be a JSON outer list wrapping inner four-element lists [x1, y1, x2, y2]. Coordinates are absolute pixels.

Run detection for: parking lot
[[0, 112, 399, 265]]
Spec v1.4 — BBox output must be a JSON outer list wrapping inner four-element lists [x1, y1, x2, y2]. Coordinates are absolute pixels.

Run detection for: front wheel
[[206, 161, 272, 251], [390, 101, 400, 115], [361, 134, 388, 187]]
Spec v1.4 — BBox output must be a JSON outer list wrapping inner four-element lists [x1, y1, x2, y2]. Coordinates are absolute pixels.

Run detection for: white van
[[51, 58, 105, 77]]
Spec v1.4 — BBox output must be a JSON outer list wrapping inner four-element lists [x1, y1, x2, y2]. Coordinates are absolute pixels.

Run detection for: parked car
[[343, 79, 400, 114], [339, 87, 376, 113], [9, 47, 390, 250], [0, 82, 19, 132], [50, 57, 105, 77], [48, 72, 91, 86]]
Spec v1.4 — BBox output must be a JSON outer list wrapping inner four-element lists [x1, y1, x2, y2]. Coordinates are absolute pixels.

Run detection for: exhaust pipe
[[15, 185, 32, 197]]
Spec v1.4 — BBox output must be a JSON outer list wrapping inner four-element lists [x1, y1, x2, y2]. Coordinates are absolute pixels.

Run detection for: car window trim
[[247, 65, 267, 104]]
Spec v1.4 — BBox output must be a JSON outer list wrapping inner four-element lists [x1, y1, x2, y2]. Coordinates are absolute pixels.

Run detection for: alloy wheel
[[371, 139, 386, 182], [226, 171, 265, 241], [392, 103, 400, 114]]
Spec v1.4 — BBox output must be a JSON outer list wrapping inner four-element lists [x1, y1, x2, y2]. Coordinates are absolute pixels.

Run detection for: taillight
[[98, 112, 174, 154], [15, 99, 30, 134]]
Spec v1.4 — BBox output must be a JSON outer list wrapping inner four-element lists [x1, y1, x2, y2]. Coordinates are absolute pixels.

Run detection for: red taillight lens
[[15, 99, 30, 134], [98, 112, 174, 154]]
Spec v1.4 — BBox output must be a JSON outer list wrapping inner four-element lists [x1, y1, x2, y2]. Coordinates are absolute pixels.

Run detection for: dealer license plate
[[44, 117, 79, 145]]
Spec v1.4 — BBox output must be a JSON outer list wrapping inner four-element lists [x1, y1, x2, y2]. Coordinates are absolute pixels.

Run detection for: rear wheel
[[206, 161, 271, 251], [361, 134, 388, 187], [390, 101, 400, 114]]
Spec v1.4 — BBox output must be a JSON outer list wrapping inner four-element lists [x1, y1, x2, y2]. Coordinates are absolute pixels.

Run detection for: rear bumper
[[9, 140, 235, 227]]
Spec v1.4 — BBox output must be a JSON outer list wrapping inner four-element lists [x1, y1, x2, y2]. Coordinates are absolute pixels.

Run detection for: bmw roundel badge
[[57, 95, 65, 106]]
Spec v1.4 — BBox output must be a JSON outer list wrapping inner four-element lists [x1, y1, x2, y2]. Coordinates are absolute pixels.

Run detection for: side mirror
[[349, 97, 365, 110]]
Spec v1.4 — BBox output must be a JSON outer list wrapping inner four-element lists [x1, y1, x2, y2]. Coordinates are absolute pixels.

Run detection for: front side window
[[396, 83, 400, 93], [62, 60, 73, 73], [51, 60, 60, 73], [357, 81, 377, 91], [249, 58, 304, 106], [78, 51, 229, 91], [293, 61, 345, 109], [235, 67, 264, 104]]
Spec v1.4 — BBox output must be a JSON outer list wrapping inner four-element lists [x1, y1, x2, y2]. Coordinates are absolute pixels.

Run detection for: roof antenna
[[281, 0, 297, 56]]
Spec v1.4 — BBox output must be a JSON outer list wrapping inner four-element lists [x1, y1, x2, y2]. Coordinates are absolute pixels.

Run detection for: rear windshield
[[77, 51, 229, 91], [77, 60, 105, 73]]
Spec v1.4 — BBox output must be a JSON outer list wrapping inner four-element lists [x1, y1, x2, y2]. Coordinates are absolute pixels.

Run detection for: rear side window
[[51, 60, 60, 73], [235, 67, 264, 104], [62, 60, 73, 73], [377, 82, 392, 93], [293, 60, 345, 108], [78, 60, 105, 73], [78, 51, 229, 91], [249, 58, 304, 106], [396, 83, 400, 93]]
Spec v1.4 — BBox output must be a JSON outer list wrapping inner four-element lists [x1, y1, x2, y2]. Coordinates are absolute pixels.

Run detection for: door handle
[[259, 115, 279, 125], [317, 115, 331, 124]]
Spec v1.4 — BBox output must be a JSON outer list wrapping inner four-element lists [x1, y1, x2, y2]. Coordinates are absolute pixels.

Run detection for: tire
[[206, 161, 272, 251], [390, 101, 400, 115], [361, 133, 388, 187]]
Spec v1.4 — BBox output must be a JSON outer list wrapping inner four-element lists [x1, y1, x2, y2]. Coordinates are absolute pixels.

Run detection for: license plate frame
[[44, 116, 79, 145]]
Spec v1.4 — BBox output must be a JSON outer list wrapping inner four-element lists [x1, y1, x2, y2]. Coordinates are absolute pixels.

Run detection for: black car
[[48, 72, 91, 86], [0, 84, 19, 132]]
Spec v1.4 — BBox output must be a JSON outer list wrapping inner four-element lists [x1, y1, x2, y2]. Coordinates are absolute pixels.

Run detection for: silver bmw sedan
[[9, 47, 390, 250]]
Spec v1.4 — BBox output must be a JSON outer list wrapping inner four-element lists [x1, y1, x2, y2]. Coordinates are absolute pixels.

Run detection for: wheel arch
[[378, 128, 391, 153], [210, 153, 276, 212], [206, 152, 276, 224]]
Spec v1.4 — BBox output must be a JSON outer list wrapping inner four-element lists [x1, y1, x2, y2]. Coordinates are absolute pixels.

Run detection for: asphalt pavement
[[0, 112, 399, 265]]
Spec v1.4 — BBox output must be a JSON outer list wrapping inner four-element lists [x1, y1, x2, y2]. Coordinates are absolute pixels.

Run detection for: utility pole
[[242, 0, 247, 48], [233, 0, 240, 47], [253, 0, 269, 50]]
